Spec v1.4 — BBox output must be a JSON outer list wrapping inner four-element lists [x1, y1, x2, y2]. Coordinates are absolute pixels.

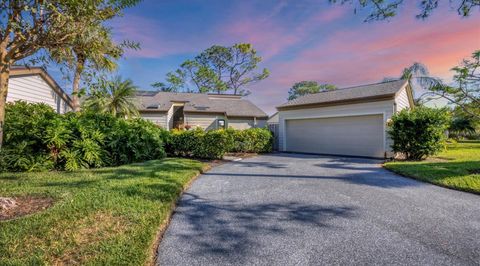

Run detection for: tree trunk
[[0, 63, 11, 149], [72, 56, 85, 112]]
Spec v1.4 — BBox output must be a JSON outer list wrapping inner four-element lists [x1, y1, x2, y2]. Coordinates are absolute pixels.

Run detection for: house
[[276, 79, 414, 158], [8, 67, 73, 113], [136, 91, 268, 130]]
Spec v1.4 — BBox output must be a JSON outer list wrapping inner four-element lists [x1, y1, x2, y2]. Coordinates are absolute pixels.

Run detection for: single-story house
[[276, 79, 414, 158], [8, 67, 73, 114], [136, 91, 268, 130]]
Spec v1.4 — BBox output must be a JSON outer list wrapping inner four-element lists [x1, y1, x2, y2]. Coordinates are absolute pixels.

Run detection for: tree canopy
[[287, 81, 337, 100], [392, 51, 480, 120], [159, 43, 269, 95], [330, 0, 480, 21], [0, 0, 139, 146]]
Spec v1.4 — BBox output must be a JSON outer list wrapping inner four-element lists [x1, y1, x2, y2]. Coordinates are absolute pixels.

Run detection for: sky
[[56, 0, 480, 115]]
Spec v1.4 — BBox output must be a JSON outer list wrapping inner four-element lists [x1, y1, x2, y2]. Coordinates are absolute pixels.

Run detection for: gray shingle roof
[[136, 92, 268, 118], [277, 79, 408, 109]]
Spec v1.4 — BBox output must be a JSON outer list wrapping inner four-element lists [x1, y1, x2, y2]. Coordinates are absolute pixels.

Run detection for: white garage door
[[285, 114, 384, 158]]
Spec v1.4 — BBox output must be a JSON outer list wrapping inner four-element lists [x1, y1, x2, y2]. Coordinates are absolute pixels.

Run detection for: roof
[[277, 79, 408, 110], [9, 66, 73, 108], [136, 92, 268, 118]]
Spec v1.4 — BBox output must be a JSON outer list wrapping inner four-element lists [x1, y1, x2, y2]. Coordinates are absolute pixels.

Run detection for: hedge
[[0, 101, 167, 172], [166, 127, 273, 159]]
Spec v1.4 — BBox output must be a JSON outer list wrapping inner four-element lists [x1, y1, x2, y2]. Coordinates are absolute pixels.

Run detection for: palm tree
[[449, 117, 477, 139], [400, 62, 443, 105], [83, 77, 139, 118]]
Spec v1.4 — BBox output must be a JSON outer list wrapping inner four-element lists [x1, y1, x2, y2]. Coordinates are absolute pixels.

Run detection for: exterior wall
[[278, 100, 396, 157], [395, 87, 411, 112], [167, 105, 175, 130], [185, 113, 224, 130], [228, 118, 254, 130], [8, 75, 71, 114], [140, 112, 168, 128], [267, 112, 279, 124], [256, 119, 267, 128]]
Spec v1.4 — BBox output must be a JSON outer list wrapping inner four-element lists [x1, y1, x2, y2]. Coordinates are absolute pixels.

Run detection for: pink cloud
[[245, 13, 480, 114]]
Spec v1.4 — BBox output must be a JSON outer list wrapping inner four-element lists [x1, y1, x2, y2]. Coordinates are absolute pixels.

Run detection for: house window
[[217, 119, 226, 129]]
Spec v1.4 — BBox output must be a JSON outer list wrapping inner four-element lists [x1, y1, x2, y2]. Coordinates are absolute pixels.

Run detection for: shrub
[[226, 127, 273, 153], [167, 127, 273, 160], [169, 128, 230, 159], [0, 102, 166, 172], [0, 102, 61, 171], [388, 107, 451, 160]]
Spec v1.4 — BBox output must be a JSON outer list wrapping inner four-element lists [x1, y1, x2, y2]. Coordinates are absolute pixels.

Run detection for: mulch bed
[[0, 196, 55, 221]]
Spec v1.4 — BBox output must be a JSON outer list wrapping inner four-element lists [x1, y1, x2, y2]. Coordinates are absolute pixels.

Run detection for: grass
[[0, 158, 206, 265], [384, 141, 480, 194]]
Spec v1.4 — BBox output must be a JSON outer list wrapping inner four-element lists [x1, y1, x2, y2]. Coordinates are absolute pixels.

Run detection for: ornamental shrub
[[226, 127, 273, 153], [0, 102, 166, 172], [168, 128, 230, 159], [388, 107, 451, 160]]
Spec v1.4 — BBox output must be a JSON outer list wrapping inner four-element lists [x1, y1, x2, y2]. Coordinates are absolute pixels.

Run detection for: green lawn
[[384, 141, 480, 194], [0, 158, 206, 265]]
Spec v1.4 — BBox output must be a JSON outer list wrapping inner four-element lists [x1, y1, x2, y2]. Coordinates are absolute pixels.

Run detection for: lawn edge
[[146, 162, 212, 266], [382, 164, 480, 196]]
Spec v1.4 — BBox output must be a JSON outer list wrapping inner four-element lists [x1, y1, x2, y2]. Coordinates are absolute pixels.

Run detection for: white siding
[[8, 75, 71, 114], [140, 112, 168, 128], [185, 113, 222, 130], [256, 119, 267, 128], [278, 100, 396, 157], [228, 118, 254, 130], [395, 87, 411, 112]]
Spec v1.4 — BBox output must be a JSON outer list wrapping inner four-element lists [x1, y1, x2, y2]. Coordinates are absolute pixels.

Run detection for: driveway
[[157, 153, 480, 265]]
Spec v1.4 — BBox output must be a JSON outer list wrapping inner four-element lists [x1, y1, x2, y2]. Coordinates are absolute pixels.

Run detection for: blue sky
[[49, 0, 480, 115]]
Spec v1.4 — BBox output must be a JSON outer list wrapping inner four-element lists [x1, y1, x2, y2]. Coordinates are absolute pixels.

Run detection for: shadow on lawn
[[170, 193, 357, 260]]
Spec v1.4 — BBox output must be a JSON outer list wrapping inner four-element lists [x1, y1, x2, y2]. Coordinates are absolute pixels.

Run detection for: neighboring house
[[276, 79, 414, 158], [136, 92, 268, 130], [8, 67, 73, 114]]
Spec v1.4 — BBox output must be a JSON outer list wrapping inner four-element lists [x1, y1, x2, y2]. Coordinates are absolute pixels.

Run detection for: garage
[[276, 80, 415, 158], [285, 114, 384, 158]]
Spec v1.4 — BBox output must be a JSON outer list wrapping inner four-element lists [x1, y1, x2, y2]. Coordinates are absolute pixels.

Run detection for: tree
[[449, 116, 477, 139], [0, 0, 138, 147], [83, 77, 139, 118], [161, 43, 269, 95], [50, 24, 138, 112], [330, 0, 480, 21], [287, 81, 337, 100], [428, 51, 480, 120], [383, 62, 437, 105]]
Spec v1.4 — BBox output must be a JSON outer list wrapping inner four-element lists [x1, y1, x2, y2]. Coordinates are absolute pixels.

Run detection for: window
[[217, 119, 226, 129]]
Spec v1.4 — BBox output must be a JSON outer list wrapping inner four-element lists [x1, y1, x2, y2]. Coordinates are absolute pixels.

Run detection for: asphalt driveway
[[157, 153, 480, 265]]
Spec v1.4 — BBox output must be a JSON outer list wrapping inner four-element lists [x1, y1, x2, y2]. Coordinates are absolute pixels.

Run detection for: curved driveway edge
[[157, 153, 480, 265]]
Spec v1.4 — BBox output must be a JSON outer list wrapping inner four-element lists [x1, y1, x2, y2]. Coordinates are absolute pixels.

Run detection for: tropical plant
[[449, 117, 477, 139], [0, 0, 139, 147], [287, 81, 337, 101], [83, 77, 139, 118], [0, 102, 166, 172], [50, 24, 138, 112], [388, 107, 451, 160]]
